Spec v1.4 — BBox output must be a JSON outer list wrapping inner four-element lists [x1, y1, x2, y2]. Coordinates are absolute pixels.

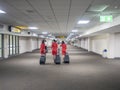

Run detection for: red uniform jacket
[[60, 44, 67, 51], [40, 43, 45, 54], [60, 44, 67, 55], [51, 42, 58, 51]]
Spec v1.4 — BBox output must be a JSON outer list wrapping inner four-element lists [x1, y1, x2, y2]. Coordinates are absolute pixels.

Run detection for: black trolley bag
[[63, 52, 70, 63], [54, 49, 61, 64], [40, 54, 46, 64]]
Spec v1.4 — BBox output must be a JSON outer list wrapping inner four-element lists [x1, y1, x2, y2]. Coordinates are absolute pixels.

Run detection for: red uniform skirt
[[62, 50, 66, 55], [52, 49, 57, 55], [40, 50, 45, 54]]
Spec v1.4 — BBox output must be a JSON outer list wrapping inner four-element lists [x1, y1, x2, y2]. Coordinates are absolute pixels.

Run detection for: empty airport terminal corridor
[[0, 45, 120, 90]]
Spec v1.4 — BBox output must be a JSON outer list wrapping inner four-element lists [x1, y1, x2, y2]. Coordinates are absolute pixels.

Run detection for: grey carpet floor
[[0, 45, 120, 90]]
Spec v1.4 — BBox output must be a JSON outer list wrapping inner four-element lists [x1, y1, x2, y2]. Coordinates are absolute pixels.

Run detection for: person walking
[[40, 40, 46, 55], [60, 41, 67, 61], [51, 39, 58, 60]]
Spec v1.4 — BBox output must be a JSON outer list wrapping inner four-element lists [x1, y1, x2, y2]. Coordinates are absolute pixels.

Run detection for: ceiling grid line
[[25, 0, 53, 30], [0, 0, 29, 25], [85, 0, 95, 13], [48, 0, 61, 33], [4, 0, 34, 24], [66, 0, 72, 33]]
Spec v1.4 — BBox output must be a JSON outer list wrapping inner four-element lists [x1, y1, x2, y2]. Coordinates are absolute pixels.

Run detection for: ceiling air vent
[[87, 5, 109, 12]]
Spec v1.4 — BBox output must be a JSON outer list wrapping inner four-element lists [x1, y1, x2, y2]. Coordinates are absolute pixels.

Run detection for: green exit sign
[[100, 15, 113, 22]]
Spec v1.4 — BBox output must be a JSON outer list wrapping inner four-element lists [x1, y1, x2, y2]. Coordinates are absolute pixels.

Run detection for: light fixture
[[39, 35, 44, 38], [72, 29, 78, 32], [48, 34, 52, 36], [77, 20, 90, 24], [0, 10, 6, 14], [28, 27, 38, 29], [42, 32, 48, 34]]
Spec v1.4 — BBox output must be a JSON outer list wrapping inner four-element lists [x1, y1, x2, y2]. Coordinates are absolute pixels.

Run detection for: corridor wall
[[90, 34, 108, 55], [115, 33, 120, 58]]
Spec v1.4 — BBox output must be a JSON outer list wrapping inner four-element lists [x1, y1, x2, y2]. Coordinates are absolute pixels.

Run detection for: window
[[9, 35, 12, 55], [13, 36, 15, 54], [0, 34, 3, 58], [0, 34, 2, 57], [9, 35, 19, 56], [15, 36, 19, 54]]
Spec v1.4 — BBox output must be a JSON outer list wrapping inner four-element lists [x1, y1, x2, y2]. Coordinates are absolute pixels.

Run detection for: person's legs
[[62, 50, 66, 62], [54, 50, 57, 60], [52, 50, 56, 60], [62, 55, 64, 61]]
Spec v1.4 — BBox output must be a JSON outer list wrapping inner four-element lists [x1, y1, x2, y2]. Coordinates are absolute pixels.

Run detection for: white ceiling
[[0, 0, 120, 36]]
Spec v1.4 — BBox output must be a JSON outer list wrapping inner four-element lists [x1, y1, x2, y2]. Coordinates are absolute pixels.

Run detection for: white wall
[[115, 33, 120, 58], [81, 38, 85, 48], [4, 35, 9, 58], [38, 38, 43, 49], [91, 34, 108, 55], [19, 37, 28, 53], [79, 34, 109, 56], [31, 38, 38, 50], [77, 39, 81, 47], [80, 38, 88, 50], [84, 38, 88, 50], [19, 37, 39, 54], [79, 33, 119, 58]]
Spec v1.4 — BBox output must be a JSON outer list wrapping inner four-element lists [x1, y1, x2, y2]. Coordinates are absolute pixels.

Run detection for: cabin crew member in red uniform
[[51, 39, 58, 60], [40, 40, 46, 55], [60, 41, 67, 60]]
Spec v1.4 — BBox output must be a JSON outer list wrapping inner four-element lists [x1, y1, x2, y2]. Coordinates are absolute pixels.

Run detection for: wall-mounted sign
[[12, 27, 21, 33], [15, 26, 28, 29], [100, 15, 113, 22], [56, 36, 66, 38]]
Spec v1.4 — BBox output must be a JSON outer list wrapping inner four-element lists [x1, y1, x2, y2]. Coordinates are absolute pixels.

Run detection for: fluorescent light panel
[[0, 10, 6, 13], [42, 32, 48, 34], [28, 27, 38, 29], [78, 20, 90, 24], [39, 35, 44, 38], [72, 29, 78, 32]]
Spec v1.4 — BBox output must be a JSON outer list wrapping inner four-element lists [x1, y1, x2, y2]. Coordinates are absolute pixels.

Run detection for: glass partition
[[9, 35, 19, 56]]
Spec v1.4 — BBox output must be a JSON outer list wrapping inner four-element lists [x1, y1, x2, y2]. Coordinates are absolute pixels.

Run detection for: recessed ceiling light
[[40, 35, 44, 38], [72, 29, 78, 32], [0, 10, 6, 14], [28, 27, 38, 29], [114, 6, 118, 9], [77, 20, 90, 24], [42, 32, 48, 34]]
